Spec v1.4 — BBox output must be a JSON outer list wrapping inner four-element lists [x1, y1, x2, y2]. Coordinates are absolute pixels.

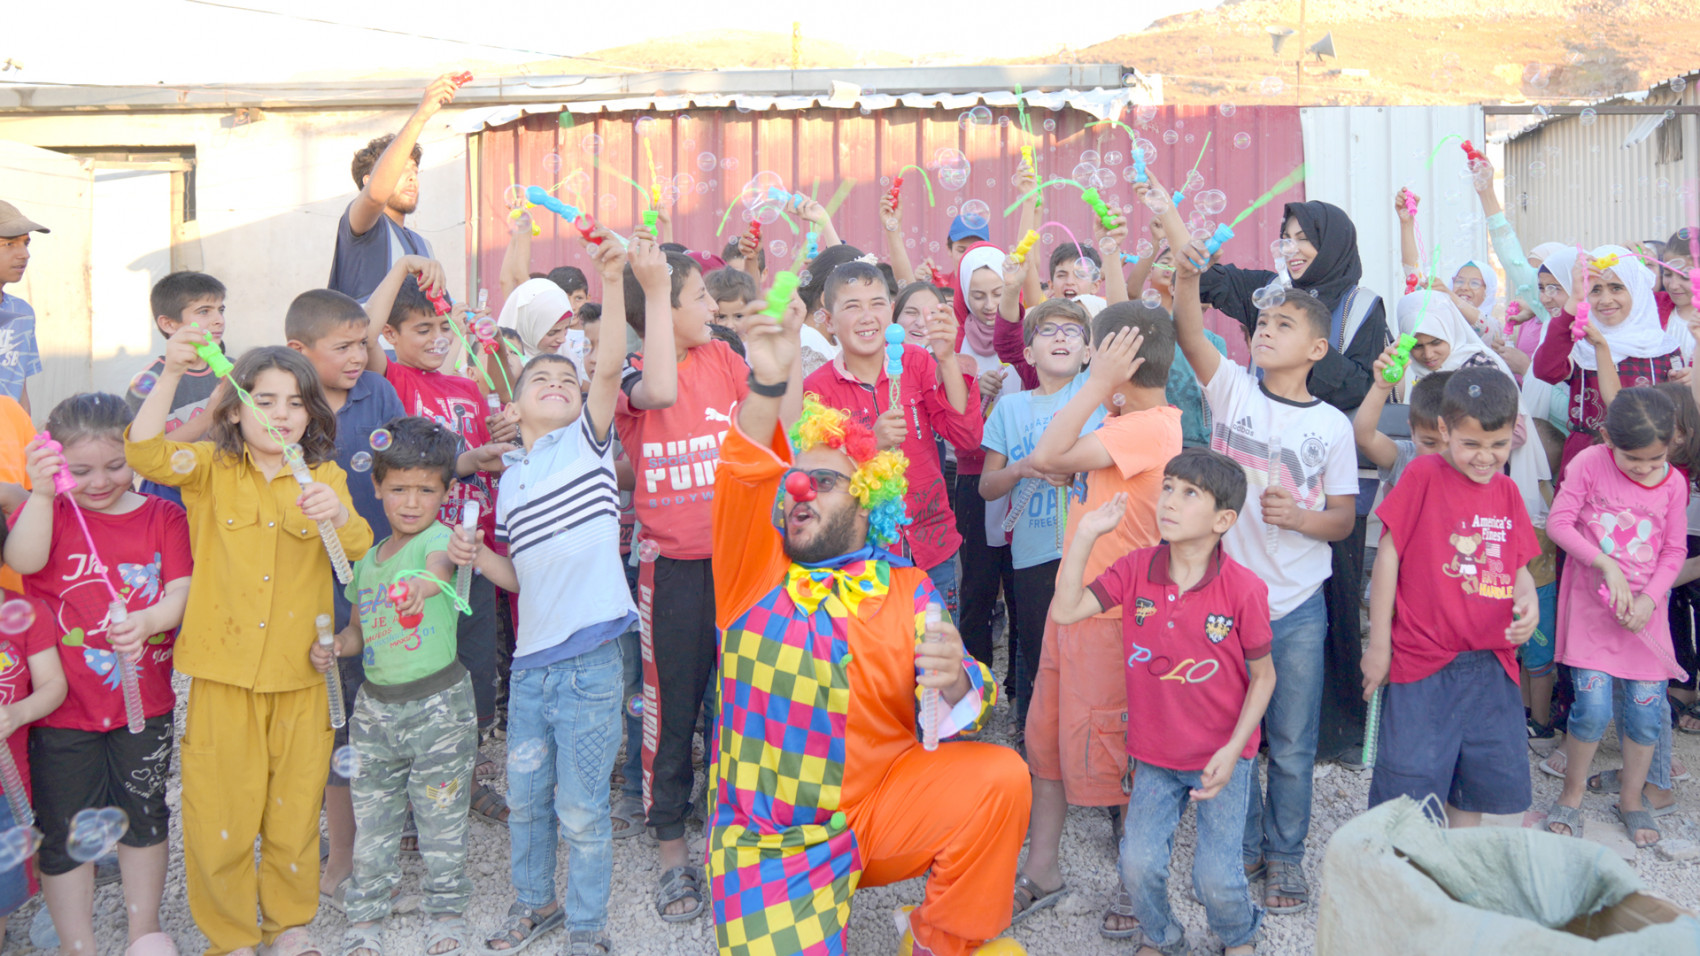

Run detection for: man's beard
[[783, 504, 862, 565], [388, 194, 418, 215]]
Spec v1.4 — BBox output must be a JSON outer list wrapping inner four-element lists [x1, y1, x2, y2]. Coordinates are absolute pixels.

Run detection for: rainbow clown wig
[[787, 393, 911, 547]]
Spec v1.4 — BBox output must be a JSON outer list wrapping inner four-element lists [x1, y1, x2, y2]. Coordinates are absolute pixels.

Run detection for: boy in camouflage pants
[[312, 416, 478, 956]]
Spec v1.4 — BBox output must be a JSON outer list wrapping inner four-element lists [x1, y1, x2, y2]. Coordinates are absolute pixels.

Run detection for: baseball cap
[[948, 215, 989, 244], [0, 202, 48, 238]]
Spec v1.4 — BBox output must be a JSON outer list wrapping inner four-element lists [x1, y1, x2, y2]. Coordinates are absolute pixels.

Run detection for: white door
[[0, 142, 93, 422]]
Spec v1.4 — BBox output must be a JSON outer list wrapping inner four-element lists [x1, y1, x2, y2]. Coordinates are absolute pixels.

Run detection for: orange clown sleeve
[[712, 411, 795, 631]]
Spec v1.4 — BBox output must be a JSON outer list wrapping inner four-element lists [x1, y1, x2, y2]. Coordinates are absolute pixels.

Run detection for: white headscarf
[[497, 278, 573, 358], [1396, 291, 1510, 380], [1529, 242, 1567, 266], [1568, 245, 1673, 372], [1447, 259, 1498, 319], [955, 245, 1006, 358], [1540, 246, 1578, 299]]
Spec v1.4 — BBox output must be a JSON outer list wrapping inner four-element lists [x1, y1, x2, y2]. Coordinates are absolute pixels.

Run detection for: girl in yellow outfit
[[127, 330, 372, 956]]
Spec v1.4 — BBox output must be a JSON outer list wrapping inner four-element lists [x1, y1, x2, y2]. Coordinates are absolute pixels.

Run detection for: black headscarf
[[1282, 200, 1362, 312]]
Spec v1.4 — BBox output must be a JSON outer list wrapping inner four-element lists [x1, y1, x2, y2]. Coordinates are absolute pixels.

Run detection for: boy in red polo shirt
[[1052, 448, 1276, 956]]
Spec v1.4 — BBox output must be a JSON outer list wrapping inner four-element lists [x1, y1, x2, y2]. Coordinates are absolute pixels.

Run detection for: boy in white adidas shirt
[[1168, 222, 1357, 918]]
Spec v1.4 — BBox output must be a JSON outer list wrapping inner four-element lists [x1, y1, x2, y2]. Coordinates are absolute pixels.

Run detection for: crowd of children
[[0, 75, 1698, 956]]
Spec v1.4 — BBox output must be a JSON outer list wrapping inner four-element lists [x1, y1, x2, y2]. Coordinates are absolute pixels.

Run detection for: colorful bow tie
[[784, 560, 891, 617]]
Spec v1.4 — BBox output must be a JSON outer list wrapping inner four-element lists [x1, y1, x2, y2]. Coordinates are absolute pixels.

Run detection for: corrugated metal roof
[[452, 87, 1157, 133], [1501, 67, 1699, 142], [1300, 106, 1489, 307], [470, 102, 1304, 366]]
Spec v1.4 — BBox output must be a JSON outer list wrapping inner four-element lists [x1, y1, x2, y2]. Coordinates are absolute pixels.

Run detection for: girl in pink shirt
[[1546, 388, 1690, 848]]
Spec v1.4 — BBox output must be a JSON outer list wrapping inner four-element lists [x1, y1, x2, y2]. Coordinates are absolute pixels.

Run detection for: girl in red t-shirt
[[4, 393, 191, 956]]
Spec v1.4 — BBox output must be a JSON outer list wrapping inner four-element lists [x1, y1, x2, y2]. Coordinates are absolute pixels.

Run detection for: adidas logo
[[1234, 416, 1254, 431]]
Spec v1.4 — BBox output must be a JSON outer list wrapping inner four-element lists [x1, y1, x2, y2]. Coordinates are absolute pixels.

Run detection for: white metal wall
[[1502, 82, 1699, 250], [1300, 105, 1489, 310]]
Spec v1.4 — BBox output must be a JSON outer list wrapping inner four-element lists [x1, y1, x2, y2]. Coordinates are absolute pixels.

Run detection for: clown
[[708, 301, 1030, 956]]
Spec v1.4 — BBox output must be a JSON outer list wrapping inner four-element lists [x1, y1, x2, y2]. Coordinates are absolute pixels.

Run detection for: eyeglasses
[[1034, 322, 1086, 341], [1454, 278, 1487, 291], [1539, 284, 1565, 297], [782, 467, 854, 497]]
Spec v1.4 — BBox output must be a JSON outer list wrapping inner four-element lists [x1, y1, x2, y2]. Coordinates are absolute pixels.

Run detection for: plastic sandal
[[1100, 888, 1140, 940], [469, 784, 510, 825], [610, 793, 644, 840], [1614, 805, 1661, 848], [656, 865, 705, 923], [271, 927, 325, 956], [1009, 873, 1067, 926], [1545, 802, 1584, 838], [1262, 860, 1309, 915], [482, 902, 563, 954], [1135, 930, 1191, 956], [563, 931, 612, 956], [338, 926, 382, 956], [423, 916, 470, 955]]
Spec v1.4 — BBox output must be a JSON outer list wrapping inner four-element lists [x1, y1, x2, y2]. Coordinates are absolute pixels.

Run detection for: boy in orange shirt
[[1012, 306, 1182, 938]]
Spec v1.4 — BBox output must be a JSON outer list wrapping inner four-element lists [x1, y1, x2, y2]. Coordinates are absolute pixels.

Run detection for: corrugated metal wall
[[1502, 83, 1699, 250], [1300, 105, 1488, 308], [469, 103, 1306, 358]]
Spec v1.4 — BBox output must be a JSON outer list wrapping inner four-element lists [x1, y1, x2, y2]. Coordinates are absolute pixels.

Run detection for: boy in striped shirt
[[448, 235, 636, 955]]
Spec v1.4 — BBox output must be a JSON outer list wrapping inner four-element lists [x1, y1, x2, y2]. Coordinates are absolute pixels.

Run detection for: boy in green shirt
[[310, 414, 475, 956]]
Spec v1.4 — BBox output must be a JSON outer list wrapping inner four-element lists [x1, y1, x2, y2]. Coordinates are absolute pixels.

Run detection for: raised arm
[[797, 197, 841, 251], [585, 232, 630, 442], [349, 74, 461, 237], [1028, 327, 1144, 475], [1170, 242, 1222, 387], [1095, 213, 1131, 305], [880, 190, 916, 284], [363, 255, 446, 377], [1050, 494, 1125, 624], [3, 438, 65, 575], [624, 236, 678, 411], [1396, 188, 1420, 279], [1353, 346, 1403, 470], [498, 213, 533, 302]]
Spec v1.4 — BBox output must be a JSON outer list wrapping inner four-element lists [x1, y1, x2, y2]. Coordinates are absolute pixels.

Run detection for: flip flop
[[1009, 873, 1067, 926], [1545, 802, 1584, 838], [1613, 804, 1662, 848]]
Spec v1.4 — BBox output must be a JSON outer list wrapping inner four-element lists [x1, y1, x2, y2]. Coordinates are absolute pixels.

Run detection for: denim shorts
[[1368, 651, 1530, 815], [1568, 668, 1666, 746]]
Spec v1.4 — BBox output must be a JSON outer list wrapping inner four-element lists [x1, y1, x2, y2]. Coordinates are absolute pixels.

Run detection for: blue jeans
[[1244, 588, 1325, 867], [1569, 668, 1665, 746], [925, 554, 960, 623], [1614, 679, 1676, 790], [618, 631, 643, 801], [1122, 758, 1262, 950], [507, 639, 623, 932]]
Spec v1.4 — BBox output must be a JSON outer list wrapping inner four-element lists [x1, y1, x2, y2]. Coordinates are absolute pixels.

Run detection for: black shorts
[[1367, 650, 1530, 815], [29, 715, 174, 876]]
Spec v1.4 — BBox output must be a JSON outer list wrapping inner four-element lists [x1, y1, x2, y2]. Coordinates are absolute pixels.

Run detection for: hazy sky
[[5, 0, 1220, 85]]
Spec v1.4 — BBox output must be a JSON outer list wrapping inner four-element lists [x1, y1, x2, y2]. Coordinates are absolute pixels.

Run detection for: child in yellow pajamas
[[127, 329, 372, 956]]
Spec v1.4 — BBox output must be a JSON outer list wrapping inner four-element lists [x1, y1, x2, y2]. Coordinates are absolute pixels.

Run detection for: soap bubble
[[1252, 281, 1288, 310], [579, 134, 602, 155], [959, 199, 990, 230], [634, 115, 657, 137], [1041, 233, 1054, 245], [1194, 189, 1228, 216], [754, 205, 780, 225], [696, 182, 710, 195], [1260, 76, 1284, 95], [503, 185, 528, 210], [170, 449, 197, 475], [0, 826, 40, 872], [672, 173, 694, 192], [1523, 63, 1549, 89], [0, 600, 35, 636], [1071, 162, 1099, 183], [1098, 236, 1119, 254], [1234, 132, 1252, 150], [1141, 189, 1169, 214], [1141, 289, 1163, 308], [349, 452, 372, 473], [1528, 161, 1547, 180], [1580, 108, 1597, 126], [1111, 393, 1127, 407], [720, 157, 739, 172], [1135, 239, 1155, 258], [66, 808, 127, 864], [965, 105, 993, 126], [1104, 150, 1124, 166], [1136, 104, 1160, 126], [1074, 257, 1102, 285], [541, 153, 562, 174], [129, 371, 157, 398], [1042, 118, 1057, 132], [1132, 138, 1156, 163], [697, 152, 717, 172], [507, 738, 548, 775], [1184, 170, 1206, 192], [1091, 168, 1117, 190], [1219, 102, 1237, 117], [1272, 238, 1298, 260], [627, 694, 645, 718], [1079, 150, 1101, 166], [1655, 177, 1671, 194], [332, 746, 361, 779], [1162, 129, 1179, 145], [369, 428, 393, 451], [769, 240, 789, 258]]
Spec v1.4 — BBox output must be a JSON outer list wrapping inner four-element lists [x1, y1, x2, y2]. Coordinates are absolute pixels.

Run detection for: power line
[[179, 0, 631, 67]]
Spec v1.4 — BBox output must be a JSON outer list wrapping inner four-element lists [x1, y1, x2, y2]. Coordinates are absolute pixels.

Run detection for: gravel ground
[[10, 648, 1700, 955]]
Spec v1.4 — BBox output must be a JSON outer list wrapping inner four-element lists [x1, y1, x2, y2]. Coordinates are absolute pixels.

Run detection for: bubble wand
[[884, 325, 905, 410], [1571, 245, 1593, 344], [1001, 481, 1040, 534], [1264, 434, 1283, 554], [1360, 685, 1382, 769], [0, 741, 31, 829], [283, 443, 353, 585], [1010, 230, 1040, 264], [384, 570, 474, 632], [453, 501, 480, 607], [1003, 178, 1085, 218], [1183, 164, 1309, 269], [1171, 132, 1213, 206], [37, 433, 146, 734], [762, 272, 801, 324], [919, 601, 943, 751], [317, 613, 346, 731]]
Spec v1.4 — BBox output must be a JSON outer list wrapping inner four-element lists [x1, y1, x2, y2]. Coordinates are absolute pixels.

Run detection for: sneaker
[[1527, 716, 1558, 740]]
